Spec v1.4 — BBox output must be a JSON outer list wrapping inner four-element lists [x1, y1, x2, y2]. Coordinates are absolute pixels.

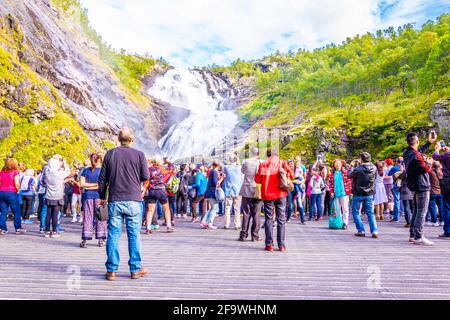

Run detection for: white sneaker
[[433, 222, 440, 227], [413, 237, 434, 246], [71, 217, 78, 223], [425, 221, 433, 227], [440, 222, 445, 226], [78, 218, 83, 223]]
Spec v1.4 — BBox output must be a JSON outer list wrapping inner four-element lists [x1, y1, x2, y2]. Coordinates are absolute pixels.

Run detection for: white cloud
[[78, 0, 447, 67]]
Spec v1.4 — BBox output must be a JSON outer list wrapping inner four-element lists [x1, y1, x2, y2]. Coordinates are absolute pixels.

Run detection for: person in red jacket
[[327, 159, 352, 229], [254, 149, 294, 252]]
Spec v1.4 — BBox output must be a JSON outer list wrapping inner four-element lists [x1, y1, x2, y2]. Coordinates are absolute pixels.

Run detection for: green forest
[[213, 13, 450, 161]]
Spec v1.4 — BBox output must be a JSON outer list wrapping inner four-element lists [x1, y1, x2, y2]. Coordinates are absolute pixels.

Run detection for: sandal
[[166, 226, 175, 233], [98, 240, 105, 247], [80, 240, 87, 248], [145, 229, 152, 235]]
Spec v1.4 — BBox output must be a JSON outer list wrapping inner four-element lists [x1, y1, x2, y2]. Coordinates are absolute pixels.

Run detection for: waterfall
[[148, 68, 239, 160]]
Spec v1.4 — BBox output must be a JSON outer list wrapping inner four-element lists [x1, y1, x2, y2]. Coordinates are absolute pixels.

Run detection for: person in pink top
[[0, 158, 26, 235]]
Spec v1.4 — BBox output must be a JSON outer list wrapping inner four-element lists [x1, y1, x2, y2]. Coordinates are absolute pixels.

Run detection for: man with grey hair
[[223, 154, 243, 229], [239, 147, 263, 241], [98, 127, 150, 281]]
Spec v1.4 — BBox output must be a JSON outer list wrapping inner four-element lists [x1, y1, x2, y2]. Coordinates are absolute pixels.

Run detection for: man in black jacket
[[98, 127, 150, 281], [348, 152, 378, 238], [403, 132, 436, 246]]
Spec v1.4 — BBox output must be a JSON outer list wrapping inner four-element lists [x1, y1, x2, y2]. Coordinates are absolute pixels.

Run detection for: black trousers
[[177, 192, 189, 215], [21, 195, 34, 220], [37, 193, 45, 222], [46, 204, 60, 232], [240, 197, 263, 239]]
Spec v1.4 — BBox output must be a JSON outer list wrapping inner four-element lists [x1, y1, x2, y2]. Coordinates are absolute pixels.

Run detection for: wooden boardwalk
[[0, 214, 449, 300]]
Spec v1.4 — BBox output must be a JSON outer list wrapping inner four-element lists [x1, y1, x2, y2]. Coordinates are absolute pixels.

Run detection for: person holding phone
[[433, 140, 450, 240], [403, 131, 436, 246]]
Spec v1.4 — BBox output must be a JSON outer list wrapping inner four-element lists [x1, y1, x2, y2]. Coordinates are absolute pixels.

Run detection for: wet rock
[[430, 99, 450, 142]]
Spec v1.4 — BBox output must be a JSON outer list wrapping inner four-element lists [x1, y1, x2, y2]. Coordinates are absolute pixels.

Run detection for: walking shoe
[[71, 217, 78, 223], [15, 229, 26, 235], [44, 232, 51, 238], [438, 234, 450, 240], [98, 239, 106, 247], [0, 229, 8, 235], [145, 229, 152, 235], [207, 224, 218, 230], [413, 237, 434, 246], [78, 218, 83, 224], [440, 222, 445, 226], [105, 272, 117, 281], [166, 226, 175, 233], [425, 221, 433, 227], [264, 245, 274, 252], [354, 232, 366, 237], [80, 240, 88, 248], [238, 236, 245, 241], [404, 224, 411, 228], [342, 224, 347, 230], [372, 233, 379, 239], [50, 232, 61, 238], [279, 246, 287, 252], [181, 214, 187, 218], [433, 222, 440, 227], [131, 268, 148, 280], [252, 237, 262, 242], [39, 228, 45, 234]]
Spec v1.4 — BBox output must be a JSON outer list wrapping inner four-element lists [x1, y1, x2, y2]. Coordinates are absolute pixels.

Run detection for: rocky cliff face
[[0, 0, 177, 166]]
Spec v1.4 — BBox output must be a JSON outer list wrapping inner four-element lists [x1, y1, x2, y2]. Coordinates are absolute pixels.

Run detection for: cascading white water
[[148, 68, 238, 160]]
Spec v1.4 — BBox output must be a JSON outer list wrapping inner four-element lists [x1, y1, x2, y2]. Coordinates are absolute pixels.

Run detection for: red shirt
[[254, 156, 294, 201], [0, 170, 19, 192]]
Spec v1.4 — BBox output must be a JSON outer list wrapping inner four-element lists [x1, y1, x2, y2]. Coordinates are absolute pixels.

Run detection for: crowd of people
[[0, 127, 449, 280]]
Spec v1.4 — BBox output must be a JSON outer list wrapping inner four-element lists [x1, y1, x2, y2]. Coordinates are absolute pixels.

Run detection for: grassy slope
[[214, 14, 450, 162]]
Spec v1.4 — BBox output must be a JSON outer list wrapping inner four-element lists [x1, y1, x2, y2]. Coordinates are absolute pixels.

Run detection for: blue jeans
[[157, 201, 163, 219], [39, 202, 48, 231], [287, 191, 294, 221], [352, 195, 378, 234], [403, 199, 413, 225], [442, 194, 450, 236], [309, 193, 322, 219], [428, 194, 444, 223], [168, 195, 177, 215], [0, 191, 21, 231], [392, 187, 400, 221], [106, 201, 143, 273]]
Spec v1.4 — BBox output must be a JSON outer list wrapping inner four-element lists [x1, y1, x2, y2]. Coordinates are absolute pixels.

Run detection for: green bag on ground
[[329, 213, 344, 229]]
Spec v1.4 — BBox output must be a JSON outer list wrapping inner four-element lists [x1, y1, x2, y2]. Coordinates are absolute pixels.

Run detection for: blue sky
[[79, 0, 449, 67]]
